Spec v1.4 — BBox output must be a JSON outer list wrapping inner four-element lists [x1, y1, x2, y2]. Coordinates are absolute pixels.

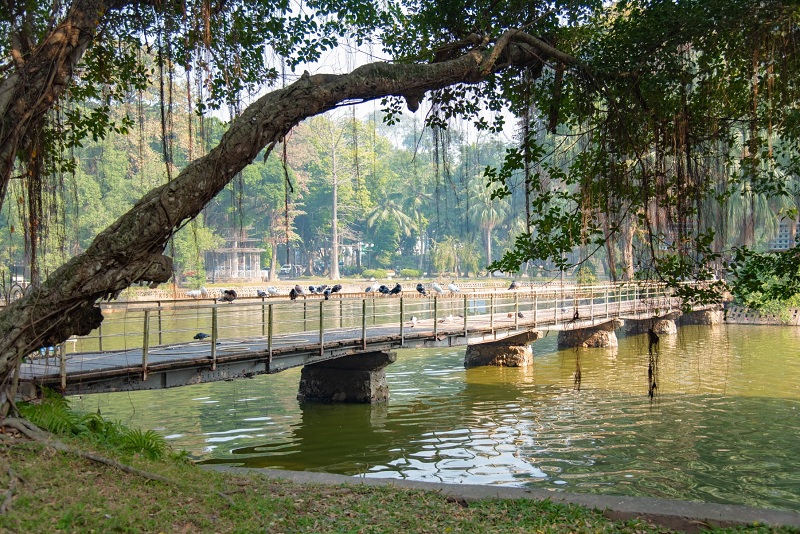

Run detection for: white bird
[[186, 289, 202, 299], [267, 286, 279, 296], [409, 316, 418, 328], [431, 282, 444, 294], [447, 281, 459, 293]]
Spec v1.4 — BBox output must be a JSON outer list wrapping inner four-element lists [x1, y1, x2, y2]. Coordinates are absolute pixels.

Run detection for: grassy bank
[[0, 431, 796, 533]]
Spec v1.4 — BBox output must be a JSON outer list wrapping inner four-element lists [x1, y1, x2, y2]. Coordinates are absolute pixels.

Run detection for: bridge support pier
[[557, 319, 624, 349], [678, 307, 723, 325], [297, 351, 396, 403], [464, 331, 541, 369], [625, 312, 681, 336]]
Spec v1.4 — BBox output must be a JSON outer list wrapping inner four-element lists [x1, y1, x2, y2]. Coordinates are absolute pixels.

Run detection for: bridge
[[17, 282, 718, 401]]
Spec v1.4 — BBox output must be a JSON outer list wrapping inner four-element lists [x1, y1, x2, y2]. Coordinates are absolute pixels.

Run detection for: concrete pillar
[[464, 331, 541, 368], [557, 318, 624, 349], [625, 312, 680, 336], [678, 307, 723, 326], [297, 351, 396, 403]]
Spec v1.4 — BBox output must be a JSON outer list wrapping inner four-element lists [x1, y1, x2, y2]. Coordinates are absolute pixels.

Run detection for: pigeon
[[508, 281, 518, 290], [323, 288, 331, 300], [257, 289, 268, 298], [331, 284, 342, 293], [409, 316, 418, 328], [390, 283, 402, 295], [518, 311, 524, 318], [365, 285, 374, 293], [187, 287, 208, 299], [378, 284, 391, 295], [308, 285, 318, 294], [193, 332, 210, 340], [431, 282, 444, 294], [219, 289, 237, 303], [294, 285, 304, 296], [416, 283, 427, 296], [267, 286, 279, 296], [447, 281, 459, 293], [290, 288, 298, 300]]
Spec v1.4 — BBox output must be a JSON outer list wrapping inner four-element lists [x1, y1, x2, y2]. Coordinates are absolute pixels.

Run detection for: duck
[[416, 283, 427, 296]]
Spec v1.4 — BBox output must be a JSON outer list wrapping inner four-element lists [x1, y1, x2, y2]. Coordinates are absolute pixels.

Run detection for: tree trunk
[[0, 28, 552, 394], [331, 144, 340, 280], [0, 0, 112, 212]]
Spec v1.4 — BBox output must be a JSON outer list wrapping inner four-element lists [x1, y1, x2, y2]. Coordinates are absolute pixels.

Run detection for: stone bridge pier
[[297, 351, 396, 403], [557, 318, 624, 349], [464, 331, 542, 368], [625, 311, 682, 336]]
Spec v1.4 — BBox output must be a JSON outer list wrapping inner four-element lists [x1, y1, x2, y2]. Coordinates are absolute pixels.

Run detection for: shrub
[[362, 268, 387, 279], [399, 268, 421, 278]]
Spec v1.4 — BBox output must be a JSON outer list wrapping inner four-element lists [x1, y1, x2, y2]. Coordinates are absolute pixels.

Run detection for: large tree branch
[[0, 30, 558, 387]]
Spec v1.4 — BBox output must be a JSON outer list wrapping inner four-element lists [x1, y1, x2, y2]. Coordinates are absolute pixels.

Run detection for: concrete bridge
[[17, 282, 719, 402]]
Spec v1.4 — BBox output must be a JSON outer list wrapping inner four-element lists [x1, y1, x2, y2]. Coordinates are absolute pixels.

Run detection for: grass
[[0, 434, 798, 534]]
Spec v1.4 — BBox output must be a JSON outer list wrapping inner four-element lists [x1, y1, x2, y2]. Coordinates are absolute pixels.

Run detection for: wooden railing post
[[98, 322, 103, 352], [267, 304, 274, 366], [262, 299, 267, 337], [339, 299, 344, 329], [533, 292, 538, 325], [319, 301, 324, 356], [605, 287, 609, 318], [59, 342, 67, 391], [362, 299, 367, 350], [142, 310, 151, 380], [400, 297, 405, 346], [433, 296, 438, 337], [157, 301, 163, 345], [463, 295, 468, 336], [490, 293, 495, 335], [514, 293, 519, 328], [210, 307, 218, 371], [590, 286, 594, 323]]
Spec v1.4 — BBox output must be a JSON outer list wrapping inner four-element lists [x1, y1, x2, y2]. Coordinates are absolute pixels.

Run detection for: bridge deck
[[19, 284, 687, 395]]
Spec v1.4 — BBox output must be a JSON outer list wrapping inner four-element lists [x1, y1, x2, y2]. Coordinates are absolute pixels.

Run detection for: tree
[[1, 0, 799, 405]]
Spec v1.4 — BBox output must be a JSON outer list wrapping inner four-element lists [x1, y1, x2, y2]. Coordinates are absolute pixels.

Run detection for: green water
[[72, 324, 800, 512]]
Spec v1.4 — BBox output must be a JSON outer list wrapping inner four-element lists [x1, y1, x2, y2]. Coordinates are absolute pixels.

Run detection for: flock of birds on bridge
[[186, 279, 526, 306]]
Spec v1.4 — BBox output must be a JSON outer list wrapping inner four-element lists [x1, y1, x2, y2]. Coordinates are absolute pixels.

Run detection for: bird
[[323, 287, 331, 300], [365, 285, 374, 293], [289, 288, 298, 300], [294, 285, 304, 296], [267, 286, 279, 296], [508, 281, 518, 290], [378, 284, 391, 295], [331, 284, 342, 293], [416, 283, 427, 296], [257, 289, 268, 298], [186, 287, 208, 299], [308, 285, 318, 294], [193, 332, 210, 340], [518, 311, 524, 318], [409, 316, 418, 327], [390, 283, 402, 295], [447, 281, 459, 293], [219, 289, 237, 303], [431, 282, 444, 294], [573, 309, 580, 321]]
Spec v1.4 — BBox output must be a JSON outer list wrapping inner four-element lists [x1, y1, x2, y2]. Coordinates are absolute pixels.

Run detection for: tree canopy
[[0, 0, 799, 400]]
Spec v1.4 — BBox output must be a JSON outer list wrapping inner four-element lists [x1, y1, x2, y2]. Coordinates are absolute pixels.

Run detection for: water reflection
[[74, 325, 800, 511]]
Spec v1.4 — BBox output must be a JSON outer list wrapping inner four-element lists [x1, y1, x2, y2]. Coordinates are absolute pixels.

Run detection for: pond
[[72, 324, 800, 512]]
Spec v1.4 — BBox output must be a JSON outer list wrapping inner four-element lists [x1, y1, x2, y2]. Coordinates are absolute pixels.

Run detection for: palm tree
[[469, 180, 510, 273]]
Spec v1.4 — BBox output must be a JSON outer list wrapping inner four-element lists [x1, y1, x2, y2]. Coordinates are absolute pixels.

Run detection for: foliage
[[361, 268, 387, 279], [399, 268, 421, 278], [17, 390, 171, 461], [576, 265, 598, 286], [729, 247, 800, 313]]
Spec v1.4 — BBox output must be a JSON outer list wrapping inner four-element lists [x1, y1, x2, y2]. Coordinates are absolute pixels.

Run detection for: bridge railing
[[50, 282, 685, 358]]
